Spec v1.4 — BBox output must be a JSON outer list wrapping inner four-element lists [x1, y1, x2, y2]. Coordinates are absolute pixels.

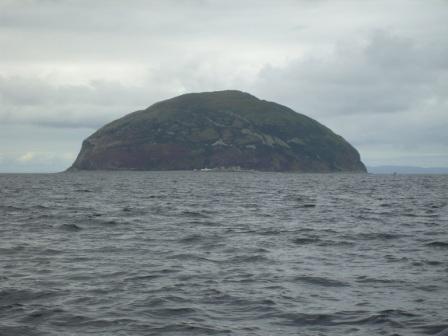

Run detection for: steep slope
[[69, 90, 366, 172]]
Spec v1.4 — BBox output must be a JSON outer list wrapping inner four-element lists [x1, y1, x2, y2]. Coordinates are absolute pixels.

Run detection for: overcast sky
[[0, 0, 447, 172]]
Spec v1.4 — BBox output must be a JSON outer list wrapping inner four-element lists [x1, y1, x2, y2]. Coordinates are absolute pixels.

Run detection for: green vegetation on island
[[69, 90, 366, 172]]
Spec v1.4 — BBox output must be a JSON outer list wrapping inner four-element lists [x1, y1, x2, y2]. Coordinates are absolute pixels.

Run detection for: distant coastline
[[1, 166, 448, 174], [368, 165, 448, 174]]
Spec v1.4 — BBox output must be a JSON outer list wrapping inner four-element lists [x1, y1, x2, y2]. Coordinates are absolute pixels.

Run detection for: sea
[[0, 172, 447, 336]]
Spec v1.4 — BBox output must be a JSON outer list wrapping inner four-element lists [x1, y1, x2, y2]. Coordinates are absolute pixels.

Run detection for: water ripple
[[0, 172, 447, 335]]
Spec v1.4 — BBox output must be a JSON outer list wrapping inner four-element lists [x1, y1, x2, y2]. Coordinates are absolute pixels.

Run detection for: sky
[[0, 0, 447, 172]]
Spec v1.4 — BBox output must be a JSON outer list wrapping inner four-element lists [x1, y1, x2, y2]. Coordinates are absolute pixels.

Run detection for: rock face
[[69, 90, 366, 172]]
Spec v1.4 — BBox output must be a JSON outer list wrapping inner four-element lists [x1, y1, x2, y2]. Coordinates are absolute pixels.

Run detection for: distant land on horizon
[[1, 165, 448, 174], [368, 165, 448, 174]]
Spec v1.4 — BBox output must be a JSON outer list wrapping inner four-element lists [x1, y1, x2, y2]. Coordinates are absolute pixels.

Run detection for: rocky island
[[68, 90, 366, 172]]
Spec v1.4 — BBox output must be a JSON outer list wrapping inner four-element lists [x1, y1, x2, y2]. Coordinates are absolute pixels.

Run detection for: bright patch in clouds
[[18, 152, 36, 162]]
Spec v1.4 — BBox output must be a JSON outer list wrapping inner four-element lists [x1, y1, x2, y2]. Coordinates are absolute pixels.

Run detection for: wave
[[58, 223, 82, 231], [293, 275, 349, 287], [425, 241, 448, 248]]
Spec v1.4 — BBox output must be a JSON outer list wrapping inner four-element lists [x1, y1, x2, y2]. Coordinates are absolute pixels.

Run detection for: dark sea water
[[1, 172, 447, 336]]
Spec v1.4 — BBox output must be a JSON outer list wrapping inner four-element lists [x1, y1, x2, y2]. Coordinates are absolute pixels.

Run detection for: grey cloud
[[0, 1, 311, 63], [0, 0, 300, 34], [0, 76, 146, 128], [255, 30, 448, 117], [0, 59, 252, 128], [0, 76, 143, 106]]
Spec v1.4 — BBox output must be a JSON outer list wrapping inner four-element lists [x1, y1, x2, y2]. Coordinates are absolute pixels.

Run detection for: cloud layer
[[0, 0, 447, 171]]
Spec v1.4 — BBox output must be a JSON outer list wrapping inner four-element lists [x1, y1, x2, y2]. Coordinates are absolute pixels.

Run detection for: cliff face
[[69, 90, 366, 172]]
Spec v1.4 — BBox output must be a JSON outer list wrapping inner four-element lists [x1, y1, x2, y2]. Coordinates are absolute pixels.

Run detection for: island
[[68, 90, 366, 172]]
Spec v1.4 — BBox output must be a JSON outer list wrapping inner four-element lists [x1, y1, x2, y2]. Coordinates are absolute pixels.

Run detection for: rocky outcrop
[[68, 90, 366, 172]]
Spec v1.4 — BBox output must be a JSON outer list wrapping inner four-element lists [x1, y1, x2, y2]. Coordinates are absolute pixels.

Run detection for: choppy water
[[1, 172, 447, 336]]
